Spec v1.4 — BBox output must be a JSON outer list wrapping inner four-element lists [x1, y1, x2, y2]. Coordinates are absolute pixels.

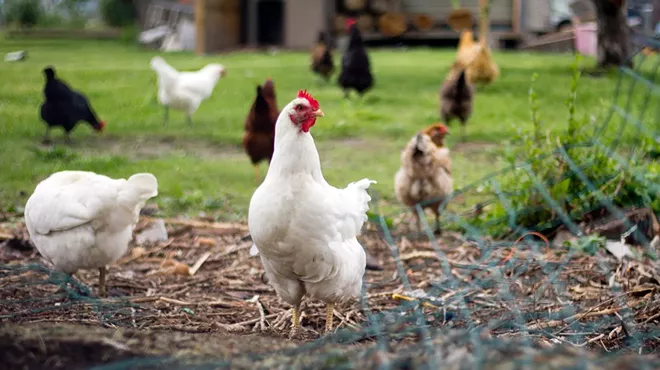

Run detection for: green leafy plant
[[467, 56, 660, 238]]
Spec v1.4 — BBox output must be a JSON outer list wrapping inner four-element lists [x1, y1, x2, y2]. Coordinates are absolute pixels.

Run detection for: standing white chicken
[[24, 171, 158, 297], [150, 56, 226, 126], [248, 90, 376, 336]]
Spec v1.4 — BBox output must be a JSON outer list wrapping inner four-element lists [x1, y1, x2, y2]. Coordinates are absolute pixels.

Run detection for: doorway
[[257, 0, 284, 46]]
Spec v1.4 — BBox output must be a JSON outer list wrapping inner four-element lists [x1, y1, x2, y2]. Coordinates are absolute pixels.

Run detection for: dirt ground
[[1, 215, 659, 369]]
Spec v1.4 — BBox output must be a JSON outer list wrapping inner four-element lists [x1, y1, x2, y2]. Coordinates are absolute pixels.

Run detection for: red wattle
[[301, 118, 316, 133]]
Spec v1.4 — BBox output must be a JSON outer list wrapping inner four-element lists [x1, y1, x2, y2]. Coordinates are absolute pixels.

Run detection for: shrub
[[465, 56, 660, 238], [3, 0, 42, 28], [100, 0, 135, 27]]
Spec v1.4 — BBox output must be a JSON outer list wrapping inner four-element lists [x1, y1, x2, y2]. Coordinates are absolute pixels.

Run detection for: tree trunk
[[591, 0, 632, 68]]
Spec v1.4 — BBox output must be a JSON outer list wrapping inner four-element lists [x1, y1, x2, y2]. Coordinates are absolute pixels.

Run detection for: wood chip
[[189, 252, 211, 276]]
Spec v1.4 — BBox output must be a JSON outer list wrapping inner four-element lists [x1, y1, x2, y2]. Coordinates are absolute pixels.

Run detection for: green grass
[[0, 38, 650, 220]]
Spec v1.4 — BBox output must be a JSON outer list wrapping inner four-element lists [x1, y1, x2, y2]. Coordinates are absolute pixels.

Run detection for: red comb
[[346, 18, 356, 27], [297, 90, 319, 110]]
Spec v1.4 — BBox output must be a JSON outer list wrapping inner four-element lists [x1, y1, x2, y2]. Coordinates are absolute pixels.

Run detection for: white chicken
[[248, 90, 376, 336], [150, 56, 226, 126], [394, 128, 453, 234], [24, 171, 159, 297]]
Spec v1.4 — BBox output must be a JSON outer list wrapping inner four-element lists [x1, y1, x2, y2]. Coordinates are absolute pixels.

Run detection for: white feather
[[24, 171, 158, 274], [248, 97, 375, 307]]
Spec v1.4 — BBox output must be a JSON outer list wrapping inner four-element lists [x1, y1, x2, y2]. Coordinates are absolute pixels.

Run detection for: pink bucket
[[574, 22, 597, 57]]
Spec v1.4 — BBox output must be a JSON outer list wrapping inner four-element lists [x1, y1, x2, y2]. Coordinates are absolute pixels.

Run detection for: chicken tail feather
[[344, 178, 377, 221], [150, 56, 179, 88], [118, 173, 159, 207]]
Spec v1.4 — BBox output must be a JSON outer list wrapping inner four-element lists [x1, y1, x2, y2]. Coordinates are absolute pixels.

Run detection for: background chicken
[[439, 69, 474, 141], [338, 18, 374, 98], [243, 78, 279, 182], [248, 90, 376, 336], [394, 126, 453, 233], [311, 31, 334, 83], [150, 56, 226, 126], [452, 0, 499, 85], [39, 66, 105, 144], [24, 171, 158, 297]]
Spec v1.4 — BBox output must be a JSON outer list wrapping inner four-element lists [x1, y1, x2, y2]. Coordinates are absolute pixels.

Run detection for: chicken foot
[[98, 266, 107, 298], [325, 303, 335, 333], [432, 210, 442, 236]]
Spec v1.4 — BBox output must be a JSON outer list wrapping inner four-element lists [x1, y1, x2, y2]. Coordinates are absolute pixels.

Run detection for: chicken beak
[[312, 109, 325, 117]]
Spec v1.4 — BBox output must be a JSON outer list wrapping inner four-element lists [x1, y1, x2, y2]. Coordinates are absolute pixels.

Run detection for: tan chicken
[[454, 29, 476, 70], [394, 125, 453, 234], [452, 0, 499, 85]]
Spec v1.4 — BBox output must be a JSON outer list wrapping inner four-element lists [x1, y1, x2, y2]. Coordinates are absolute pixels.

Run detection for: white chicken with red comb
[[248, 90, 376, 336]]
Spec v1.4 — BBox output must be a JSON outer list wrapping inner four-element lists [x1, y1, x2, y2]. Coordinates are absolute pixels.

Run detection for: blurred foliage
[[469, 56, 660, 238], [2, 0, 94, 29], [100, 0, 135, 27], [2, 0, 41, 28]]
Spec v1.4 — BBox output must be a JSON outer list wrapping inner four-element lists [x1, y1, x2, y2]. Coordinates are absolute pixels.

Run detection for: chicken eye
[[296, 104, 303, 111]]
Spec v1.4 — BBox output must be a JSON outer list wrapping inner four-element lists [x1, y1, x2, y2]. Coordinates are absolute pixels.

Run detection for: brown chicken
[[311, 31, 334, 83], [394, 125, 453, 234], [243, 78, 279, 182], [439, 68, 473, 141]]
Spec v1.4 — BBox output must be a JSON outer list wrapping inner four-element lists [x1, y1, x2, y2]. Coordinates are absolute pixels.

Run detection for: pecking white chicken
[[150, 56, 226, 126], [248, 90, 376, 336], [24, 171, 159, 297]]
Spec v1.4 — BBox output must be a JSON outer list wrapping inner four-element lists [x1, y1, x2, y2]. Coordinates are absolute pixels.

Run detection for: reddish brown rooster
[[311, 31, 334, 83], [243, 78, 279, 182]]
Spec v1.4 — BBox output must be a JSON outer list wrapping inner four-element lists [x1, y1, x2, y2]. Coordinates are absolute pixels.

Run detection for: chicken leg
[[289, 305, 301, 338], [98, 266, 107, 297], [163, 106, 169, 126], [325, 303, 335, 333], [186, 115, 194, 126], [42, 127, 52, 145], [432, 208, 442, 236], [253, 165, 261, 183], [412, 208, 422, 231]]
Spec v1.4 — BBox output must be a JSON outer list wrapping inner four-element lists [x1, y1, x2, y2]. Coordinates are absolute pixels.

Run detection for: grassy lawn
[[0, 37, 647, 221]]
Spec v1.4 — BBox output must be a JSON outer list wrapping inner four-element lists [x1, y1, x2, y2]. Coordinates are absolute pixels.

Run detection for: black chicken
[[439, 68, 474, 141], [39, 66, 105, 144], [338, 18, 373, 98]]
